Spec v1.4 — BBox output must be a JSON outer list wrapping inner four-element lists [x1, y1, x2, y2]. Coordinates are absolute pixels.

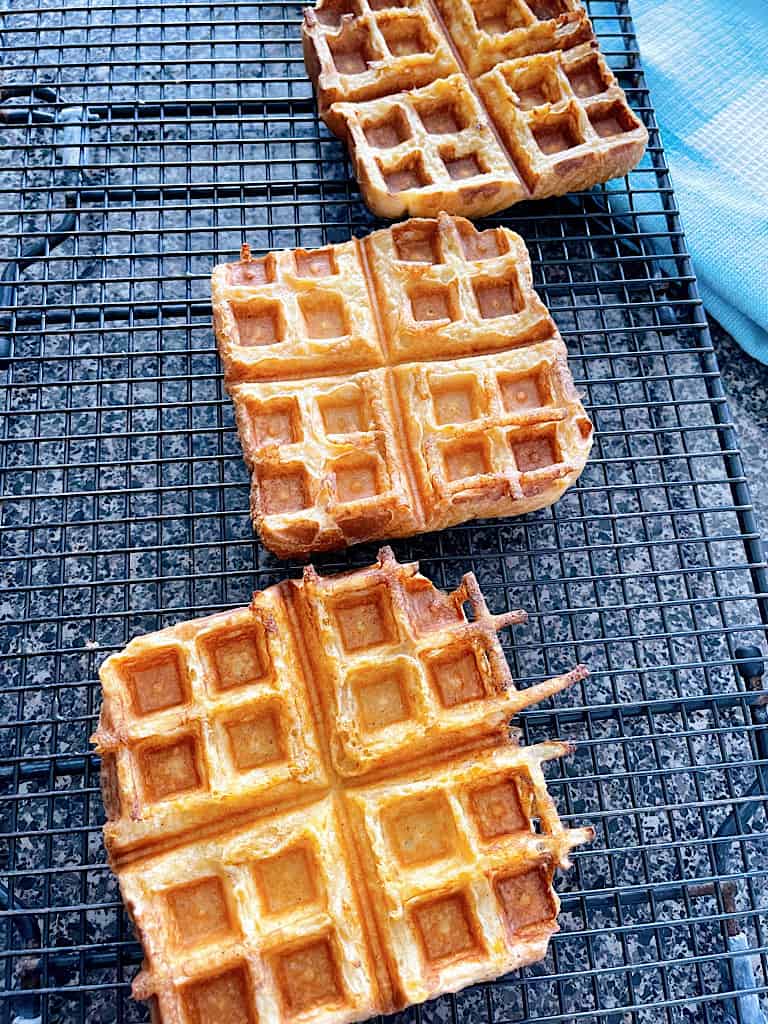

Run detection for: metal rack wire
[[1, 0, 767, 1021]]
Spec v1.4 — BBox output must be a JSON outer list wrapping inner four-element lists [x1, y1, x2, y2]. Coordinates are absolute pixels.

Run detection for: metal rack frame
[[1, 1, 767, 1021]]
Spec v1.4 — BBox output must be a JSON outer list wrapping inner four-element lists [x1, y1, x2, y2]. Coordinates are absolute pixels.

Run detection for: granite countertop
[[712, 317, 768, 533]]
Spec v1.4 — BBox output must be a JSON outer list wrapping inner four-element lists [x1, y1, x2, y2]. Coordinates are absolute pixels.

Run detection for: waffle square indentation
[[254, 845, 320, 915], [385, 793, 458, 866], [427, 645, 485, 706], [353, 667, 412, 731], [470, 778, 528, 839], [166, 876, 237, 950], [224, 705, 285, 772], [140, 735, 203, 803], [413, 892, 480, 963], [275, 937, 344, 1014], [181, 965, 255, 1024], [332, 588, 398, 652], [200, 626, 271, 692], [495, 868, 556, 932], [124, 648, 189, 716]]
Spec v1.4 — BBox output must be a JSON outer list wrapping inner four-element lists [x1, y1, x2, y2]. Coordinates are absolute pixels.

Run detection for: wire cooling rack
[[1, 1, 768, 1022]]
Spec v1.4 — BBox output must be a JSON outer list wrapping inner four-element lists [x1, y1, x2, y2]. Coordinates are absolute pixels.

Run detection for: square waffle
[[94, 548, 593, 1023], [302, 0, 647, 218], [212, 214, 593, 559]]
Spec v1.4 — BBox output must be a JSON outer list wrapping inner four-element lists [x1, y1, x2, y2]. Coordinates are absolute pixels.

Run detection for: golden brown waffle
[[212, 214, 593, 559], [302, 0, 647, 218], [93, 549, 593, 1023]]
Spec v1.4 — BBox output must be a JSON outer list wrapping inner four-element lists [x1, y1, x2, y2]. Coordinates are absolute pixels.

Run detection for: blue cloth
[[626, 0, 768, 363]]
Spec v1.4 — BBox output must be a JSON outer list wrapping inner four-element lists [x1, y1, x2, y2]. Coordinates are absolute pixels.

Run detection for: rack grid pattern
[[1, 1, 767, 1022]]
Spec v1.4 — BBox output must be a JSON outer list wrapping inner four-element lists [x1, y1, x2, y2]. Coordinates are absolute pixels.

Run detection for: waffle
[[93, 549, 593, 1023], [302, 0, 647, 218], [212, 214, 593, 558]]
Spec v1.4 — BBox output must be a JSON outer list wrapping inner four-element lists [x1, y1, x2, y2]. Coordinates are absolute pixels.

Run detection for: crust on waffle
[[328, 75, 528, 218], [230, 369, 419, 557], [434, 0, 592, 78], [394, 344, 593, 532], [302, 0, 459, 112], [302, 0, 647, 218], [294, 546, 585, 776], [365, 212, 554, 362], [94, 593, 328, 857], [346, 741, 590, 1005], [211, 236, 385, 384], [475, 43, 647, 197], [213, 214, 593, 558], [94, 549, 593, 1023]]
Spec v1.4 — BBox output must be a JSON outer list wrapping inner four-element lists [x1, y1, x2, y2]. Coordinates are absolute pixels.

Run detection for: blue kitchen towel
[[625, 0, 768, 363]]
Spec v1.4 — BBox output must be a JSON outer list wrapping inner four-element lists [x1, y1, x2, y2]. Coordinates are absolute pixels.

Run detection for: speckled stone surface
[[712, 317, 768, 533]]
